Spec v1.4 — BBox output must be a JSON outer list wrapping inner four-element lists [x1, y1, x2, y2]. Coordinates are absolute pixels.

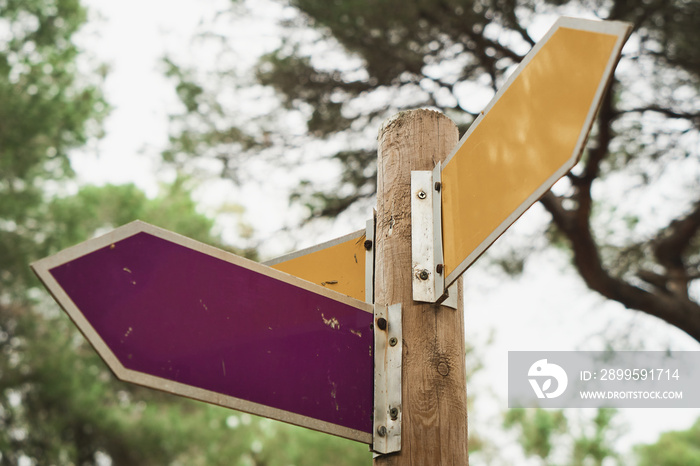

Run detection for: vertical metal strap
[[410, 162, 445, 303], [372, 303, 402, 455]]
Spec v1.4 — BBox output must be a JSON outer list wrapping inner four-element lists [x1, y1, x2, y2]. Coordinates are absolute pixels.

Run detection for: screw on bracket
[[377, 425, 387, 437], [389, 407, 399, 420], [417, 190, 427, 199], [389, 337, 398, 347], [418, 269, 429, 280]]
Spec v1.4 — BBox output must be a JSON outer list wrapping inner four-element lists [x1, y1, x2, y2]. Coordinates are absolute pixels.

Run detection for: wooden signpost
[[31, 17, 631, 464]]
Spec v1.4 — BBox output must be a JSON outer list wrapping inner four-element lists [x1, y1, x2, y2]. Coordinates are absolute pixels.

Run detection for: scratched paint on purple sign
[[49, 232, 373, 434]]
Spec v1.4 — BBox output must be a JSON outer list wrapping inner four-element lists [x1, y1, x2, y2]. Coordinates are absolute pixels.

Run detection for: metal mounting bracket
[[442, 281, 459, 310], [411, 162, 446, 303], [372, 302, 402, 455]]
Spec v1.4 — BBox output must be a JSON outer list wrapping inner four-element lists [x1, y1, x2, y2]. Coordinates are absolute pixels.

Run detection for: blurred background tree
[[0, 0, 364, 464], [635, 417, 700, 466], [504, 408, 621, 466]]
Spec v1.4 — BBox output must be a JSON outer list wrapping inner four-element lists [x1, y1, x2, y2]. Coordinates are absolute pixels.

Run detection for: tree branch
[[582, 84, 616, 185], [613, 105, 700, 127], [541, 190, 700, 342], [649, 200, 700, 298], [538, 88, 700, 343]]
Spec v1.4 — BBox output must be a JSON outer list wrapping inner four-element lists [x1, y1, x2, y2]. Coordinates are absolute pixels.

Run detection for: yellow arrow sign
[[441, 17, 632, 285], [266, 229, 369, 302]]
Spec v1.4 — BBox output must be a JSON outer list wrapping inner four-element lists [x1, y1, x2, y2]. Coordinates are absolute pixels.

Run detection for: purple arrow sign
[[31, 221, 374, 443]]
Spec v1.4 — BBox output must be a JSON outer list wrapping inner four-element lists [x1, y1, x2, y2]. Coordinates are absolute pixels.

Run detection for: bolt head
[[376, 317, 387, 330], [364, 239, 373, 250], [389, 407, 399, 420]]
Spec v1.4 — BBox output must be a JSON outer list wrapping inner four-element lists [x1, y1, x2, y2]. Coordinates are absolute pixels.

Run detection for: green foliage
[[0, 0, 106, 299], [504, 408, 568, 460], [0, 1, 353, 464], [630, 0, 700, 79], [635, 417, 700, 466], [161, 57, 263, 184], [570, 408, 620, 466], [164, 57, 206, 114], [247, 423, 369, 466], [504, 408, 621, 465], [1, 311, 194, 464], [287, 0, 506, 87], [43, 180, 224, 252], [256, 52, 363, 137]]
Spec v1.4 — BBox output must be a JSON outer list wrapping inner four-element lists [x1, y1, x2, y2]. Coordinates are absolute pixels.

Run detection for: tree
[[504, 408, 568, 463], [0, 1, 369, 464], [504, 408, 621, 465], [635, 416, 700, 466], [0, 0, 106, 300], [163, 0, 700, 342], [497, 406, 700, 466]]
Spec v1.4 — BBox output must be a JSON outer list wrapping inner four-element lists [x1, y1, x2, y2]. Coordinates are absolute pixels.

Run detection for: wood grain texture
[[374, 109, 468, 465]]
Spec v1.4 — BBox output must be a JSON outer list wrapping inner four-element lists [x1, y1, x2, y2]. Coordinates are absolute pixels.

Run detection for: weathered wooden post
[[374, 109, 468, 465]]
